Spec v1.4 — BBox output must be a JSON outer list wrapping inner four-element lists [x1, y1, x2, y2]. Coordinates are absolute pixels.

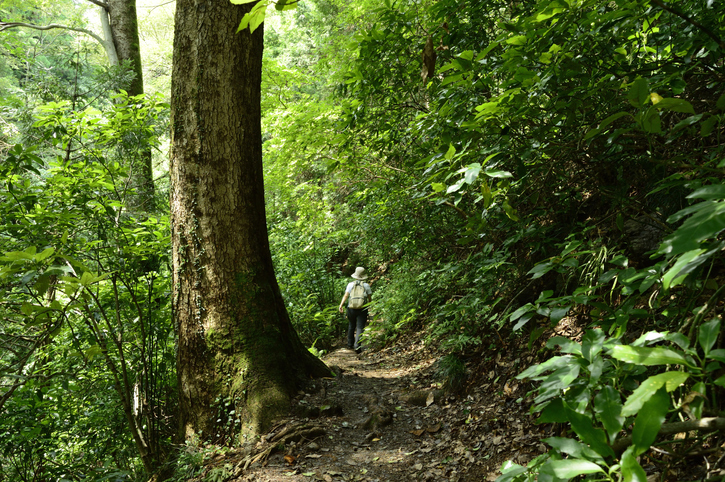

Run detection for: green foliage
[[211, 395, 242, 445], [205, 464, 233, 482], [657, 183, 725, 290], [168, 436, 210, 482], [268, 218, 343, 348], [501, 318, 725, 481], [496, 176, 725, 479], [232, 0, 299, 33], [436, 354, 468, 393], [0, 93, 173, 480], [0, 0, 136, 148]]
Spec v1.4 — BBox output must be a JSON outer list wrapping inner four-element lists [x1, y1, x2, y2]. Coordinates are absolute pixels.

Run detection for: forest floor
[[191, 332, 555, 482]]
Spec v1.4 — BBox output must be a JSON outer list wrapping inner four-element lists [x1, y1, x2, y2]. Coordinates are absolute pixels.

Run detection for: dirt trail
[[218, 342, 546, 482]]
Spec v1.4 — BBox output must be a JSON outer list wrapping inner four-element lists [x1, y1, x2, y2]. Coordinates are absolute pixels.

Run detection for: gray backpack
[[349, 281, 367, 309]]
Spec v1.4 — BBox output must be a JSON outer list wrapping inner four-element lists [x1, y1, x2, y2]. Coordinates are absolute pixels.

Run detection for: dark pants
[[346, 307, 368, 350]]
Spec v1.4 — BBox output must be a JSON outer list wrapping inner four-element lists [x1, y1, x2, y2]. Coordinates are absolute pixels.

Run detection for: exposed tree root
[[235, 421, 326, 475]]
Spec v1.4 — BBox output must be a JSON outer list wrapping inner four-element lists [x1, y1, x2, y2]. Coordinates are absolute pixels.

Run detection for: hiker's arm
[[338, 292, 349, 312]]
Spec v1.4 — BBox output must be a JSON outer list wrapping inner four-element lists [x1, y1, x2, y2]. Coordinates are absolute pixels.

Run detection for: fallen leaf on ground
[[426, 423, 441, 433]]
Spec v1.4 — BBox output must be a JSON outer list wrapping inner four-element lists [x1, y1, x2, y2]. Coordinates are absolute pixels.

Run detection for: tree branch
[[85, 0, 110, 9], [0, 20, 119, 66], [613, 417, 725, 455], [0, 22, 107, 47]]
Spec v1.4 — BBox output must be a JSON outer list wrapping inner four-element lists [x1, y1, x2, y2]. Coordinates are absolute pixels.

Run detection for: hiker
[[338, 266, 373, 352]]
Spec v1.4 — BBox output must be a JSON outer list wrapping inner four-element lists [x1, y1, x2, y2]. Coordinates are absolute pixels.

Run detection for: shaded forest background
[[0, 0, 724, 480]]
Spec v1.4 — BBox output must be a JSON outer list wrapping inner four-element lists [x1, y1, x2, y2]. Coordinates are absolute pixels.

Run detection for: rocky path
[[199, 341, 549, 482]]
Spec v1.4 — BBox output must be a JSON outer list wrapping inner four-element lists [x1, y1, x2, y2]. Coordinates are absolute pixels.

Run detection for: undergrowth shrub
[[269, 220, 342, 347], [499, 178, 725, 481], [363, 261, 430, 346], [435, 354, 468, 393], [427, 247, 512, 352]]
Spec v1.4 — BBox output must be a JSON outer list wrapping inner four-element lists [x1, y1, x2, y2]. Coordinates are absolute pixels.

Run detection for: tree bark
[[104, 0, 154, 208], [105, 0, 144, 97], [170, 0, 331, 443]]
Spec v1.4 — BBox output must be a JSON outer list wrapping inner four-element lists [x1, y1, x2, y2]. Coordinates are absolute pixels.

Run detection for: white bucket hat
[[351, 267, 368, 280]]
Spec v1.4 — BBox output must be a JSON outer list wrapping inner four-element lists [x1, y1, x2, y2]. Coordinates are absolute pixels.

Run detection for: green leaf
[[506, 35, 527, 46], [549, 306, 570, 323], [659, 197, 725, 257], [517, 355, 573, 379], [444, 143, 456, 160], [622, 372, 689, 416], [34, 274, 51, 296], [230, 0, 257, 4], [237, 1, 268, 33], [688, 184, 725, 200], [495, 461, 527, 482], [527, 261, 553, 279], [275, 0, 298, 10], [661, 248, 709, 290], [641, 107, 662, 133], [565, 404, 615, 458], [708, 348, 725, 363], [582, 329, 605, 362], [717, 93, 725, 111], [548, 459, 604, 477], [446, 178, 465, 194], [701, 115, 717, 137], [537, 398, 568, 423], [462, 163, 481, 184], [481, 180, 492, 207], [35, 247, 55, 262], [546, 336, 582, 355], [503, 200, 519, 221], [621, 446, 647, 482], [610, 345, 693, 367], [21, 303, 35, 316], [652, 97, 695, 114], [687, 382, 706, 419], [484, 169, 513, 178], [664, 332, 690, 351], [80, 271, 95, 287], [715, 374, 725, 387], [594, 386, 624, 443], [545, 436, 604, 462], [85, 345, 104, 360], [512, 312, 534, 331], [583, 127, 601, 140], [1, 250, 35, 262], [544, 437, 586, 457], [510, 303, 534, 322], [79, 271, 109, 287], [631, 387, 668, 455], [628, 77, 649, 107], [599, 111, 631, 130], [698, 318, 720, 356]]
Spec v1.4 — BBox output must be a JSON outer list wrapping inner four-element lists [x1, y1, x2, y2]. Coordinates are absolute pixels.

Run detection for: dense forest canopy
[[0, 0, 723, 480]]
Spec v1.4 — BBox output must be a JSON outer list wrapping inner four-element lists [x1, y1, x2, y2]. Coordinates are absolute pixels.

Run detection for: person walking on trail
[[338, 267, 373, 353]]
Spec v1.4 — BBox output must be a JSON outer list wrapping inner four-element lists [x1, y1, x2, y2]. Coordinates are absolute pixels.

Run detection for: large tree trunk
[[170, 0, 331, 443]]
